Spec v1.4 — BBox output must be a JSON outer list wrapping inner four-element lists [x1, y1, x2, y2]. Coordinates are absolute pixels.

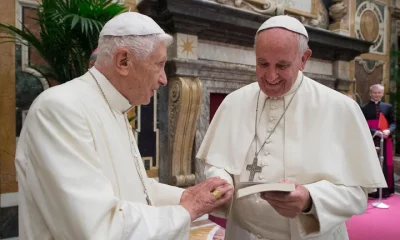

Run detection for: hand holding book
[[259, 179, 312, 218]]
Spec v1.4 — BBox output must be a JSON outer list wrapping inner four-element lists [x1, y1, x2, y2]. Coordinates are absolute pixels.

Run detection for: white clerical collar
[[371, 99, 381, 104], [260, 70, 303, 100], [90, 67, 132, 113]]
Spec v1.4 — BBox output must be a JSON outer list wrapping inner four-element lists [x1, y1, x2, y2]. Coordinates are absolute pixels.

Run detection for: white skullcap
[[100, 12, 165, 37], [256, 15, 308, 39]]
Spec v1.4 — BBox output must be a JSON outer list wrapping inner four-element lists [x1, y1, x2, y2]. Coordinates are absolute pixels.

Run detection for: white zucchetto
[[100, 12, 165, 37], [257, 15, 308, 39]]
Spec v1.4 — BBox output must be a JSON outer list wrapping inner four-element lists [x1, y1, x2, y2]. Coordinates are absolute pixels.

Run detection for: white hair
[[298, 34, 309, 55], [370, 84, 384, 91], [96, 33, 173, 65], [89, 50, 99, 63]]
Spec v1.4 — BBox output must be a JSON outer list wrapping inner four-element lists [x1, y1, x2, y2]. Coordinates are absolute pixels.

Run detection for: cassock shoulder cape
[[197, 72, 386, 191]]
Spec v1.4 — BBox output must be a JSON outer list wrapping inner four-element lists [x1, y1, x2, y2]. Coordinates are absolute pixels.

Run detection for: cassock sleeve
[[296, 180, 367, 238], [204, 164, 234, 218], [23, 97, 191, 240], [148, 179, 185, 206]]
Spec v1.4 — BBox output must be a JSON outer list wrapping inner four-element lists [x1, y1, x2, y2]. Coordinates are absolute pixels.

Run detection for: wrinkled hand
[[261, 179, 312, 218], [180, 177, 234, 221], [383, 129, 390, 139]]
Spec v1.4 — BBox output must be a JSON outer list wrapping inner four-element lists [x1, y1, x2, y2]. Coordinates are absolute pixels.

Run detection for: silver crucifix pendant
[[246, 157, 262, 181]]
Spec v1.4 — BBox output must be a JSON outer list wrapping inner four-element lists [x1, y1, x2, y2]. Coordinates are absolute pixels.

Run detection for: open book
[[236, 182, 296, 199]]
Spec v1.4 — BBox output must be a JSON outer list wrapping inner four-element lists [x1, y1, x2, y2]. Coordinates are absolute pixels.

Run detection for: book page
[[236, 183, 296, 199]]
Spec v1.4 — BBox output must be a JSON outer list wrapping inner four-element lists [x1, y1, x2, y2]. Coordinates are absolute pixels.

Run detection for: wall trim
[[1, 192, 19, 208]]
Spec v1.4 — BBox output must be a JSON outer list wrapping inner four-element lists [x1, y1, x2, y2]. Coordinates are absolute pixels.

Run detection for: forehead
[[255, 29, 298, 58], [371, 88, 383, 92]]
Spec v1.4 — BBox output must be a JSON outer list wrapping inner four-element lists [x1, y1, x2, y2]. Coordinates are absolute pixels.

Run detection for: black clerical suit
[[361, 100, 396, 197]]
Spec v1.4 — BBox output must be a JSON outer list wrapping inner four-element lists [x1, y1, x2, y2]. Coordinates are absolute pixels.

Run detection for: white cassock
[[197, 71, 387, 240], [15, 67, 191, 240]]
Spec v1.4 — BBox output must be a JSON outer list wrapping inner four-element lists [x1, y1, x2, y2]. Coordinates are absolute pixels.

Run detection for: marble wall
[[352, 0, 391, 103]]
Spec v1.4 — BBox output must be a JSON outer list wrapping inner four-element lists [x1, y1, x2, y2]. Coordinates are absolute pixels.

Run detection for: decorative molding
[[166, 58, 257, 83], [277, 0, 318, 19], [328, 0, 349, 36], [214, 0, 284, 15], [329, 0, 347, 22], [138, 0, 373, 61], [290, 0, 329, 29], [168, 33, 198, 60], [198, 41, 255, 66], [356, 59, 385, 73], [168, 77, 202, 187], [355, 0, 386, 54]]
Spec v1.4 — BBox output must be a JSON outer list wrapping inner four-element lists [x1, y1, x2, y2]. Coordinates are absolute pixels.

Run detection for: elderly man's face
[[255, 28, 311, 97], [370, 87, 384, 102], [126, 42, 167, 105]]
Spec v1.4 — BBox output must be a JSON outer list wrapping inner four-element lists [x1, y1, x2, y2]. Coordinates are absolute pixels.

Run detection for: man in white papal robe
[[15, 12, 233, 240], [197, 16, 387, 240]]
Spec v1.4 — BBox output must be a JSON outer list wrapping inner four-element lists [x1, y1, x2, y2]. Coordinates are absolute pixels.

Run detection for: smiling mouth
[[266, 80, 282, 86]]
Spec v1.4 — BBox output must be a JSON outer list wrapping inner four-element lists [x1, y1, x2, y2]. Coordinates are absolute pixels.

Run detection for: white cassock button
[[271, 106, 276, 110], [266, 140, 271, 144], [262, 160, 268, 166], [272, 97, 277, 100], [269, 117, 275, 121], [258, 175, 265, 180], [257, 235, 262, 239], [264, 151, 269, 156], [267, 128, 272, 132]]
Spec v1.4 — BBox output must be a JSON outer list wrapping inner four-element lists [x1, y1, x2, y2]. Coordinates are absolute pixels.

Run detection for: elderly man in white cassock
[[197, 15, 387, 240], [15, 12, 233, 239]]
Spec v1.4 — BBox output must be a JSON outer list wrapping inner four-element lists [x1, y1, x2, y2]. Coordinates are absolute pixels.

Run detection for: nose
[[264, 67, 278, 81], [159, 69, 167, 86]]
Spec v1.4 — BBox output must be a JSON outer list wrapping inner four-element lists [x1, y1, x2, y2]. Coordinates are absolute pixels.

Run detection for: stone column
[[168, 76, 202, 187], [0, 0, 17, 238], [159, 33, 202, 187], [0, 0, 17, 196], [332, 60, 356, 99]]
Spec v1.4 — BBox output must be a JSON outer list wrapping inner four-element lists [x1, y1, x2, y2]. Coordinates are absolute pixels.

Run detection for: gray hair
[[89, 50, 99, 63], [370, 84, 384, 91], [298, 34, 309, 55], [96, 33, 173, 65]]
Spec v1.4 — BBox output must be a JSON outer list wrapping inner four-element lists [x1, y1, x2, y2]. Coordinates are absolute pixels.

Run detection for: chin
[[141, 98, 152, 106]]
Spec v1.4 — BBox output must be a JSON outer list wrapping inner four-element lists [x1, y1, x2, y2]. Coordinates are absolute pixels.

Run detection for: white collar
[[371, 99, 381, 104], [89, 67, 132, 113]]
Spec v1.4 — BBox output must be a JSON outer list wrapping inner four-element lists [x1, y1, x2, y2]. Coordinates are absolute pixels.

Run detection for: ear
[[300, 49, 312, 70], [114, 48, 130, 76]]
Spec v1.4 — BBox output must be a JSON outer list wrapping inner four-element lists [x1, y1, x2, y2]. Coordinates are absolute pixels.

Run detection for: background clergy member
[[197, 15, 387, 240], [361, 84, 396, 198], [15, 12, 233, 240]]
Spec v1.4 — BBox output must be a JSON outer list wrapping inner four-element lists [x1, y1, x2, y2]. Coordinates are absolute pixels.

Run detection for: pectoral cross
[[246, 157, 262, 181]]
